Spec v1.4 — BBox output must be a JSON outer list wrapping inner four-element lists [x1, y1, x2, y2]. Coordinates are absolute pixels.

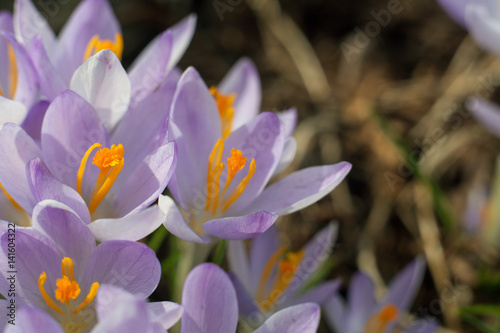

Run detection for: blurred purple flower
[[0, 89, 177, 241], [180, 263, 321, 333], [228, 223, 340, 325], [324, 257, 437, 333], [437, 0, 500, 55], [162, 67, 351, 242], [0, 199, 161, 332]]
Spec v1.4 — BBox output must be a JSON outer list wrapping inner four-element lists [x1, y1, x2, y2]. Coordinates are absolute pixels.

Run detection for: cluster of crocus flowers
[[0, 0, 440, 332]]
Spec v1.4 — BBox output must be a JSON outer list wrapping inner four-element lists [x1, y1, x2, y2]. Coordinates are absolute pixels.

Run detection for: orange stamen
[[0, 182, 23, 211], [363, 304, 399, 333], [83, 33, 123, 62], [210, 87, 236, 139]]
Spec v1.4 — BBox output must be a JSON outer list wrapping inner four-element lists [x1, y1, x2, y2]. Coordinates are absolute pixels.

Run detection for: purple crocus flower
[[437, 0, 500, 55], [0, 199, 162, 332], [163, 67, 351, 242], [228, 223, 341, 325], [0, 89, 176, 241], [180, 263, 321, 333], [13, 0, 195, 105], [324, 257, 433, 333]]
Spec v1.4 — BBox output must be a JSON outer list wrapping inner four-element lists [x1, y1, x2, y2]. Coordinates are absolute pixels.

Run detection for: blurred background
[[5, 0, 500, 331]]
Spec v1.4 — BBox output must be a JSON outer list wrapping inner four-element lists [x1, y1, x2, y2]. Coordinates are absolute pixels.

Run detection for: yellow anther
[[73, 282, 99, 315], [0, 42, 18, 99], [255, 246, 286, 303], [61, 257, 76, 282], [76, 143, 125, 214], [83, 33, 123, 62], [55, 275, 81, 304], [0, 182, 23, 212], [363, 304, 399, 333], [204, 140, 256, 215], [210, 87, 236, 139], [38, 272, 65, 315]]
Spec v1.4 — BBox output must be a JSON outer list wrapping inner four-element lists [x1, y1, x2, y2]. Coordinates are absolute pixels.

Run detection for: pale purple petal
[[218, 57, 261, 130], [31, 200, 94, 279], [281, 279, 341, 309], [203, 211, 277, 240], [128, 30, 172, 104], [0, 123, 41, 213], [0, 11, 13, 32], [247, 162, 352, 215], [94, 295, 149, 333], [436, 0, 470, 26], [4, 306, 63, 333], [323, 295, 347, 333], [228, 240, 251, 291], [82, 240, 160, 299], [382, 257, 425, 313], [112, 141, 176, 217], [466, 4, 500, 56], [166, 14, 197, 72], [181, 263, 238, 333], [169, 67, 221, 208], [27, 35, 67, 99], [228, 273, 260, 317], [404, 318, 439, 333], [159, 195, 211, 244], [55, 0, 121, 82], [89, 205, 165, 242], [467, 97, 500, 137], [0, 97, 27, 125], [347, 272, 377, 332], [41, 90, 109, 189], [13, 0, 56, 53], [70, 50, 131, 130], [223, 112, 285, 214], [253, 303, 320, 333], [276, 107, 298, 138], [27, 159, 92, 224], [148, 301, 183, 330], [21, 101, 49, 142], [272, 137, 297, 177], [249, 225, 280, 293]]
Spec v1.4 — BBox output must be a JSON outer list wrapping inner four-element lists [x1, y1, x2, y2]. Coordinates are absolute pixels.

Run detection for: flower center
[[204, 139, 255, 216], [255, 246, 305, 312], [76, 143, 125, 214], [83, 33, 123, 62], [210, 87, 236, 139], [363, 304, 399, 333], [0, 41, 18, 99], [38, 257, 99, 333]]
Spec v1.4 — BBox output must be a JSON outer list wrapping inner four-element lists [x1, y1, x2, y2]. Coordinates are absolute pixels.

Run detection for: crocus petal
[[0, 228, 62, 306], [467, 97, 500, 137], [404, 318, 439, 333], [169, 67, 221, 207], [31, 200, 94, 276], [148, 301, 184, 330], [0, 96, 27, 125], [247, 162, 352, 215], [112, 141, 177, 217], [228, 273, 260, 317], [466, 4, 500, 56], [0, 11, 13, 32], [203, 211, 277, 240], [276, 107, 298, 138], [70, 50, 131, 130], [128, 30, 173, 104], [347, 272, 377, 333], [436, 0, 469, 26], [248, 225, 280, 293], [166, 14, 197, 72], [159, 194, 211, 244], [382, 257, 425, 312], [82, 240, 161, 299], [41, 90, 109, 189], [1, 32, 37, 107], [0, 123, 41, 213], [89, 205, 165, 242], [271, 137, 297, 178], [27, 35, 67, 99], [253, 303, 320, 333], [218, 57, 261, 130], [281, 279, 341, 309], [27, 159, 92, 224], [13, 0, 56, 53], [94, 294, 149, 333], [280, 223, 338, 300], [223, 112, 285, 214], [55, 0, 121, 82], [21, 101, 49, 142], [4, 306, 64, 333], [181, 263, 238, 333], [228, 240, 252, 291], [323, 295, 347, 333]]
